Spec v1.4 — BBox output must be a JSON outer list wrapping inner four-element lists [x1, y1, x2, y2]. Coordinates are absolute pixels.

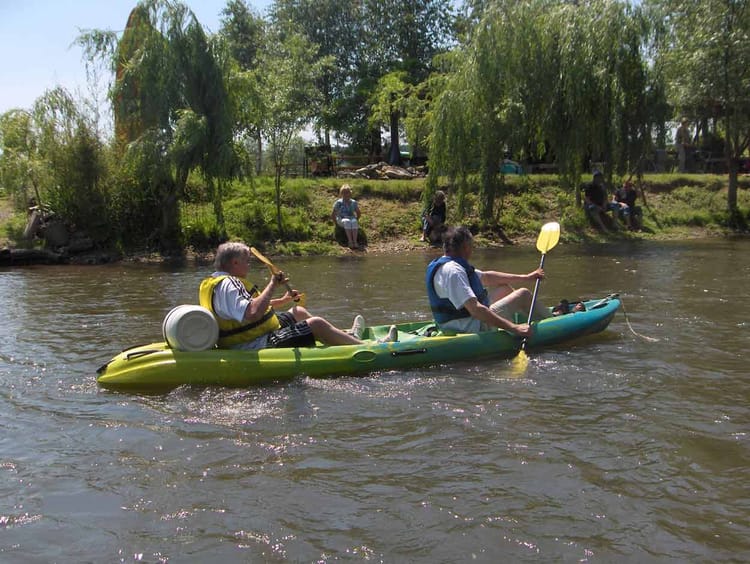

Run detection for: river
[[1, 239, 748, 562]]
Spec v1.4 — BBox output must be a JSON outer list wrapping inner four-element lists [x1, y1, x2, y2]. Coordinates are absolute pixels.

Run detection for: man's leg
[[587, 207, 610, 232], [490, 287, 551, 322]]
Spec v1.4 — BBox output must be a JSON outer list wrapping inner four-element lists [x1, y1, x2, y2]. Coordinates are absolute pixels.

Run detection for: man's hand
[[512, 323, 533, 338], [526, 268, 544, 281], [272, 271, 289, 287]]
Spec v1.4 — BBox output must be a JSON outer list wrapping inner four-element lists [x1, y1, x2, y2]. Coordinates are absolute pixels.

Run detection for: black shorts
[[267, 311, 316, 348]]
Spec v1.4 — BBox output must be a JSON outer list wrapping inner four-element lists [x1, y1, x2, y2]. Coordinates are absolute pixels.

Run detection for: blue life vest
[[426, 256, 489, 323]]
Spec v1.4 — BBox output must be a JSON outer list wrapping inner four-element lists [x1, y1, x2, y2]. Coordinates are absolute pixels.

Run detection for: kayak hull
[[97, 296, 620, 391]]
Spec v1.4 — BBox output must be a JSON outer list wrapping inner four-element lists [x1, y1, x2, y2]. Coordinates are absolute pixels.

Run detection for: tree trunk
[[275, 165, 283, 235], [479, 151, 497, 223], [256, 129, 263, 175], [160, 185, 181, 255], [369, 128, 382, 163], [210, 178, 225, 231], [387, 110, 401, 166]]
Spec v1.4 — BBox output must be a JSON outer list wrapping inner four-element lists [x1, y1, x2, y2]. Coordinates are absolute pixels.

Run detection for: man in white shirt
[[200, 242, 396, 349], [425, 226, 551, 335]]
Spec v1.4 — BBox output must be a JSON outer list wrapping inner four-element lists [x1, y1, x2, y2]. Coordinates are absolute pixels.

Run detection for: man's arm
[[243, 274, 281, 322], [480, 269, 543, 288]]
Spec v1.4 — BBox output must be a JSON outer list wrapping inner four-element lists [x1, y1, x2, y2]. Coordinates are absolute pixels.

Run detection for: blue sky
[[0, 0, 271, 115]]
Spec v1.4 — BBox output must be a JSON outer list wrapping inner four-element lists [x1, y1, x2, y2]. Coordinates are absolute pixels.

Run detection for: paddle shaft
[[521, 252, 547, 351]]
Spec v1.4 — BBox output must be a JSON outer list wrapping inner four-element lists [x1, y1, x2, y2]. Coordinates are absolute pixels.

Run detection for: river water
[[1, 239, 748, 562]]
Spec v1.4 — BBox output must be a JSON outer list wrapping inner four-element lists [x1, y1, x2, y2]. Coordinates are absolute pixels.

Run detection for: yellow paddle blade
[[510, 348, 530, 375], [536, 222, 560, 254], [250, 246, 281, 274], [250, 246, 306, 306]]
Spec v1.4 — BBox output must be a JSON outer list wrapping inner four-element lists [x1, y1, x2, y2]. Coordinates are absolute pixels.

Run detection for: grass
[[2, 173, 748, 254]]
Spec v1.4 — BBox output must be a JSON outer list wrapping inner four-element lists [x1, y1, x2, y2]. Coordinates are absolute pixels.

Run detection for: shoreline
[[2, 226, 736, 267]]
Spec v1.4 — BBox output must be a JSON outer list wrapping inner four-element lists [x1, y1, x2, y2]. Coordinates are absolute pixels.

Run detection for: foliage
[[256, 28, 329, 234], [219, 0, 266, 175], [270, 0, 456, 155], [270, 0, 360, 145], [0, 109, 41, 209], [647, 0, 750, 216], [0, 88, 110, 240], [78, 0, 237, 253], [430, 0, 658, 223]]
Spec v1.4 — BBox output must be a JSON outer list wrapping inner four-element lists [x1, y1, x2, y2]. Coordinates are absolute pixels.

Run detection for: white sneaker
[[350, 314, 365, 340], [377, 325, 398, 343]]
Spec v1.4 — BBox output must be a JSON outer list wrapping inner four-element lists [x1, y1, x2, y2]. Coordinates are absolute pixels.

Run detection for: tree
[[369, 72, 411, 166], [257, 29, 327, 234], [78, 0, 236, 252], [0, 109, 44, 209], [361, 0, 456, 165], [269, 0, 455, 159], [270, 0, 360, 147], [648, 0, 750, 222], [430, 0, 657, 224], [0, 88, 108, 237], [219, 0, 266, 174]]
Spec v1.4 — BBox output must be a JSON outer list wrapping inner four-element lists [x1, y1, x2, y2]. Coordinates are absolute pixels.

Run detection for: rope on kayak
[[619, 296, 660, 342]]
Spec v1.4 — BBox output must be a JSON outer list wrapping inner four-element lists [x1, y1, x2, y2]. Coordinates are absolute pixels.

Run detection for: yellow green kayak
[[97, 295, 620, 392]]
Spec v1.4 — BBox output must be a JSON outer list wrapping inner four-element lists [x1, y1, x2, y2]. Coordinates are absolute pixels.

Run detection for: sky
[[0, 0, 271, 115]]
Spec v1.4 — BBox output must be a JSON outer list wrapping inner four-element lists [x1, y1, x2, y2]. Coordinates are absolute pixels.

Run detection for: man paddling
[[425, 226, 551, 336], [200, 242, 396, 350]]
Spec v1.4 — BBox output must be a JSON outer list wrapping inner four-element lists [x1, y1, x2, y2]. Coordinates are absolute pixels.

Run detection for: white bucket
[[162, 305, 219, 352]]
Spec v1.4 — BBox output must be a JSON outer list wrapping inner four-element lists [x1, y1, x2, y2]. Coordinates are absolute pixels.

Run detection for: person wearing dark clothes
[[583, 171, 619, 232], [421, 190, 447, 243], [613, 181, 642, 230]]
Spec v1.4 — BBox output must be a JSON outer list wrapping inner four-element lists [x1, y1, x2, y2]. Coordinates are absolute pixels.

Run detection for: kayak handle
[[390, 348, 428, 357]]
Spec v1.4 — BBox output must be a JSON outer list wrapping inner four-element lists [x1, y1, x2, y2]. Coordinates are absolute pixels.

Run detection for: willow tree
[[77, 0, 235, 252], [430, 0, 655, 220], [430, 2, 532, 223], [648, 0, 750, 223], [526, 1, 654, 202], [428, 64, 478, 218], [0, 88, 107, 234]]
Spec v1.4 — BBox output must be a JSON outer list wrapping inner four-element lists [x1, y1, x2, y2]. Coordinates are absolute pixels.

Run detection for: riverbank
[[1, 172, 748, 262]]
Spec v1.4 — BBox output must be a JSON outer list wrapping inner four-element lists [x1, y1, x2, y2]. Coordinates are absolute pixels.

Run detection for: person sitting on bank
[[420, 190, 447, 243], [675, 117, 692, 173], [331, 184, 361, 249], [613, 180, 643, 231], [584, 170, 619, 232], [199, 242, 396, 350], [425, 226, 552, 337]]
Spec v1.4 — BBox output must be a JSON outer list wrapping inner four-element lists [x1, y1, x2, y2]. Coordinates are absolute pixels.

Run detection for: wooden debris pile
[[337, 161, 426, 180]]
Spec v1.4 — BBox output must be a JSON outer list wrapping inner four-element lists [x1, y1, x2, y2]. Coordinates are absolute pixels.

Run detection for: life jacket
[[199, 275, 280, 347], [425, 256, 489, 324]]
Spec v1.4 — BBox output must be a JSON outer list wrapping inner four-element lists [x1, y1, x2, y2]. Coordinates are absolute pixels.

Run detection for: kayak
[[96, 295, 620, 392]]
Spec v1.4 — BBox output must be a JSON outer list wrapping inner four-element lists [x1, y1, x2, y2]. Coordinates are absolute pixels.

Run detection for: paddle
[[511, 222, 560, 373], [249, 246, 306, 307]]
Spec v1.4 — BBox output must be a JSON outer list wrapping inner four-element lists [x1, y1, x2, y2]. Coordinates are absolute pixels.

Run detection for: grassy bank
[[183, 172, 749, 254], [2, 172, 749, 257]]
